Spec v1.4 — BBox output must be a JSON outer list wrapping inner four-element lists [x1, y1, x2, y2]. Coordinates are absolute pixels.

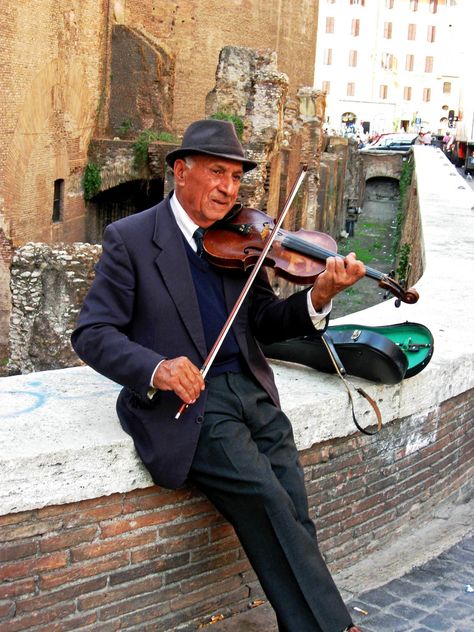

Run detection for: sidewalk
[[209, 496, 473, 631]]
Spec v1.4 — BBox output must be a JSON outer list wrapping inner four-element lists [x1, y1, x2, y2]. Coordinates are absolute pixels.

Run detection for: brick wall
[[1, 388, 472, 631]]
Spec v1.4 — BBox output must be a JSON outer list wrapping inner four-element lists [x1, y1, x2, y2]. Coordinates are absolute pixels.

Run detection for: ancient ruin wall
[[123, 0, 319, 134], [9, 244, 100, 374]]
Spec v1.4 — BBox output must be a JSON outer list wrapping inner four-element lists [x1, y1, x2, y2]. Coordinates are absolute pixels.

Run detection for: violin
[[203, 206, 419, 305]]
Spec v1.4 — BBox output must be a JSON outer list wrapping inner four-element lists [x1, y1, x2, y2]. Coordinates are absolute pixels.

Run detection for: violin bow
[[175, 164, 308, 419]]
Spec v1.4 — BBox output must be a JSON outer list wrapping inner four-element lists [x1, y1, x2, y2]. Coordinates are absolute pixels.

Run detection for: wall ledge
[[1, 147, 473, 516]]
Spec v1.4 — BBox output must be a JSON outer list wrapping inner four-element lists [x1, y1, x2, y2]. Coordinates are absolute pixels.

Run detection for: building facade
[[314, 0, 469, 137]]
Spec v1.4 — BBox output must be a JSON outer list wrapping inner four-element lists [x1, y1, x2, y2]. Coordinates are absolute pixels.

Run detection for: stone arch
[[85, 178, 164, 243]]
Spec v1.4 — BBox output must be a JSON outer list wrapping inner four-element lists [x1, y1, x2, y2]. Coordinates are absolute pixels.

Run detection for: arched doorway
[[86, 179, 164, 243]]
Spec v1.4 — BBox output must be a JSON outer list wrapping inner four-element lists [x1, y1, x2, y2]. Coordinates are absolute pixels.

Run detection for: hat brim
[[165, 148, 257, 173]]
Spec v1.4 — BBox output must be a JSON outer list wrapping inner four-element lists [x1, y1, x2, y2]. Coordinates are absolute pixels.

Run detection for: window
[[52, 179, 64, 223], [407, 24, 416, 40], [425, 56, 433, 72], [405, 54, 414, 71], [349, 50, 358, 67], [443, 81, 451, 94], [350, 0, 365, 5], [384, 22, 393, 39], [326, 16, 335, 33], [423, 87, 431, 102], [351, 18, 360, 36], [386, 0, 394, 8], [410, 0, 418, 10], [323, 48, 333, 65], [322, 81, 331, 94], [381, 53, 395, 70], [429, 0, 438, 13], [379, 84, 388, 99], [403, 86, 412, 101], [347, 82, 355, 96], [427, 25, 436, 43]]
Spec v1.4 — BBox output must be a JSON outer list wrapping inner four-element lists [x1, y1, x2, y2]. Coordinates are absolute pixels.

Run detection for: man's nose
[[218, 174, 237, 195]]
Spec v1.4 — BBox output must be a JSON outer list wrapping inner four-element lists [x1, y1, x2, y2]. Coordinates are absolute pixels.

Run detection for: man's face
[[173, 154, 244, 227]]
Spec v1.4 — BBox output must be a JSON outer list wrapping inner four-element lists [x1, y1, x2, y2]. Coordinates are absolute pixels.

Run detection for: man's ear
[[173, 159, 187, 184]]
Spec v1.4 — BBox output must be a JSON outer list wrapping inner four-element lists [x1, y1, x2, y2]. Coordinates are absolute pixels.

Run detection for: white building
[[314, 0, 470, 138]]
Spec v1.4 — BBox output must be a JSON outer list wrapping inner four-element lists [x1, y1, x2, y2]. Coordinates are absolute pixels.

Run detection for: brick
[[0, 603, 76, 632], [40, 525, 98, 553], [164, 551, 239, 586], [170, 575, 242, 611], [36, 612, 98, 631], [190, 536, 241, 563], [0, 519, 63, 543], [210, 523, 235, 542], [62, 503, 123, 528], [0, 578, 36, 600], [0, 551, 68, 581], [0, 511, 34, 528], [108, 601, 170, 629], [158, 512, 222, 538], [130, 531, 208, 564], [0, 541, 37, 563], [78, 573, 163, 611], [181, 558, 250, 594], [36, 494, 124, 519], [109, 552, 189, 586], [98, 585, 178, 621], [122, 486, 197, 513], [0, 600, 15, 620], [40, 552, 129, 590], [71, 530, 155, 562], [100, 499, 212, 538], [16, 576, 107, 614]]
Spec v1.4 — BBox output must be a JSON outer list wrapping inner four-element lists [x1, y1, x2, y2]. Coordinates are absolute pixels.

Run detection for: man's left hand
[[310, 252, 365, 312]]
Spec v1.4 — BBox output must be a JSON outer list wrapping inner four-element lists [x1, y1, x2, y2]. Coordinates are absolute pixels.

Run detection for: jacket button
[[195, 415, 204, 424]]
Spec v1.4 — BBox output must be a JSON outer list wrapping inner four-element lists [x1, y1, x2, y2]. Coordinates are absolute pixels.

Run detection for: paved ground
[[208, 496, 473, 632]]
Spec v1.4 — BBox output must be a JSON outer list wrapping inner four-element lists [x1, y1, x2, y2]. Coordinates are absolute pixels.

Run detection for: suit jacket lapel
[[152, 200, 207, 359]]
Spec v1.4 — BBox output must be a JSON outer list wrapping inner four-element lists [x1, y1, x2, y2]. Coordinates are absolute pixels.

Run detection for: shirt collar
[[169, 192, 200, 251]]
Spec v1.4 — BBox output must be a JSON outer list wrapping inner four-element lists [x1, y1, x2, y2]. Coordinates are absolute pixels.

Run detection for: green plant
[[83, 162, 101, 200], [156, 131, 177, 143], [210, 112, 244, 140], [117, 118, 133, 136], [133, 130, 159, 169], [396, 242, 411, 284], [393, 157, 414, 256]]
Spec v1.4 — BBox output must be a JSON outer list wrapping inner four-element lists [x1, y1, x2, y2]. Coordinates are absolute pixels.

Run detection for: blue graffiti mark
[[0, 390, 47, 417], [0, 372, 121, 418]]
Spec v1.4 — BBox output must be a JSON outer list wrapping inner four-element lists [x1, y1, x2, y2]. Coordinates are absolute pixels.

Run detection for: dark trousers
[[188, 372, 352, 632]]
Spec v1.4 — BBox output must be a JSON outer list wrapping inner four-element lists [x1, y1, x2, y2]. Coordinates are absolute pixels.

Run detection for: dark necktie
[[193, 227, 205, 257]]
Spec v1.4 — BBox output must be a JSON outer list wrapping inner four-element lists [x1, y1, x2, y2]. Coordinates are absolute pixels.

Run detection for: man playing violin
[[72, 119, 365, 632]]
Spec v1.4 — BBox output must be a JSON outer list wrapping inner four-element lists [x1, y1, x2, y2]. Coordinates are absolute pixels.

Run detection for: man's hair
[[184, 156, 195, 169]]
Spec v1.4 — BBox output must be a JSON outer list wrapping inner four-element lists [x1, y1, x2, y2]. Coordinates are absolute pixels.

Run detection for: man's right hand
[[152, 357, 205, 404]]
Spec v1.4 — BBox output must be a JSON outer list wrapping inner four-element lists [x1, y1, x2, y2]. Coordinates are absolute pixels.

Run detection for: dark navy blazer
[[71, 196, 320, 488]]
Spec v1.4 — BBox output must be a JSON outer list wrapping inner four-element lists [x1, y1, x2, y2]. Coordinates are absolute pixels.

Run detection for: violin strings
[[280, 232, 385, 282]]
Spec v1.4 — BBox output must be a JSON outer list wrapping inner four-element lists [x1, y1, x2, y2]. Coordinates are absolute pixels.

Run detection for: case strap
[[321, 333, 382, 436]]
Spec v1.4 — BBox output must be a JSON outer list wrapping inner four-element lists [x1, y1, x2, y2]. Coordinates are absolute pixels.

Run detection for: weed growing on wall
[[83, 162, 102, 200], [210, 112, 244, 140]]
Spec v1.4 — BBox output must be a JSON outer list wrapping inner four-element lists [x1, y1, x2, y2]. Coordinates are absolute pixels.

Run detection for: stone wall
[[8, 244, 100, 374]]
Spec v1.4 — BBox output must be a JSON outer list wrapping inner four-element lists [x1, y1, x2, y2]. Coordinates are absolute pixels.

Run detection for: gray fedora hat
[[165, 119, 257, 172]]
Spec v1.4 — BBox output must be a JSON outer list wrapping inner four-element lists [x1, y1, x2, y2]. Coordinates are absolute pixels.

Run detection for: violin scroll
[[378, 275, 419, 306]]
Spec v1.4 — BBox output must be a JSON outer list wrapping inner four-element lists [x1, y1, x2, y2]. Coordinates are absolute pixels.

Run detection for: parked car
[[360, 133, 417, 153]]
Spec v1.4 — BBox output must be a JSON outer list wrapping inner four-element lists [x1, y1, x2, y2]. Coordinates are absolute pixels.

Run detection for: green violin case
[[262, 321, 434, 384]]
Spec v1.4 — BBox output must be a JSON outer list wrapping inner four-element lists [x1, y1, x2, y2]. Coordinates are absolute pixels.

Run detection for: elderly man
[[72, 119, 365, 632]]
